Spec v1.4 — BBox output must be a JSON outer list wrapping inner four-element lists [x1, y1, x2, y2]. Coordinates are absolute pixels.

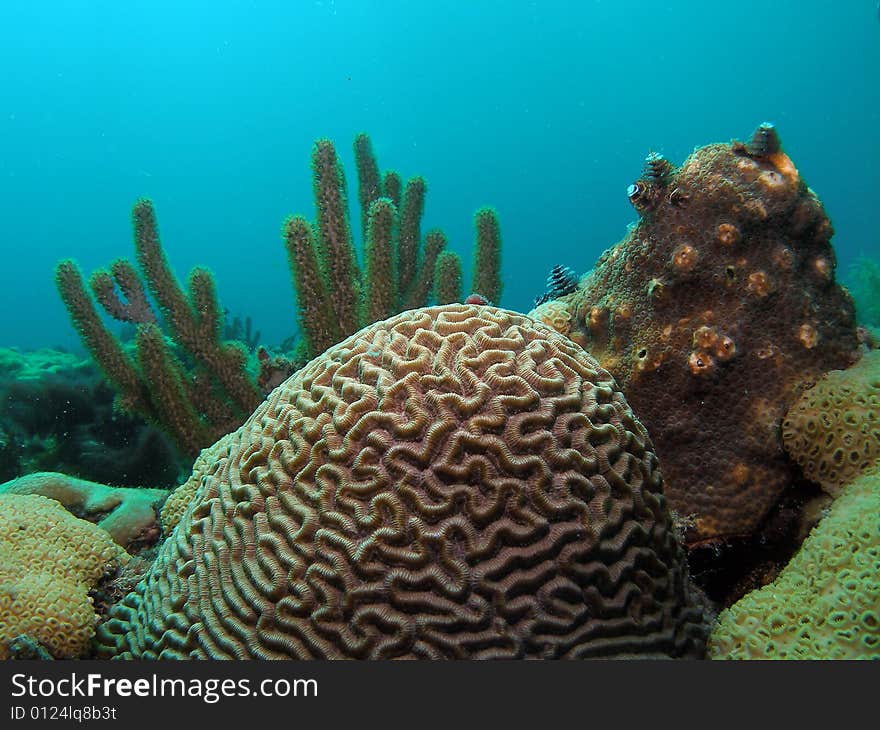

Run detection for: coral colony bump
[[1, 123, 878, 661]]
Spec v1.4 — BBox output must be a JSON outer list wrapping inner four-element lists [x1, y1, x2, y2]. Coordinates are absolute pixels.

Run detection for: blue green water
[[1, 0, 878, 350]]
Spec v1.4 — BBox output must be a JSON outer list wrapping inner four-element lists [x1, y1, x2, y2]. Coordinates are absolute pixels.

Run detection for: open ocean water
[[1, 0, 877, 349]]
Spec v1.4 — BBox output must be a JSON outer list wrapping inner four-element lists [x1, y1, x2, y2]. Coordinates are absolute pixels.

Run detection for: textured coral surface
[[0, 472, 169, 550], [708, 467, 880, 659], [0, 493, 125, 659], [530, 137, 859, 543], [96, 304, 706, 659], [783, 349, 880, 496]]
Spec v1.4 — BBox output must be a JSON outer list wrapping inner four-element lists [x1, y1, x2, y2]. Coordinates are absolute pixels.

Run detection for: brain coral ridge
[[96, 304, 707, 659], [530, 132, 859, 544]]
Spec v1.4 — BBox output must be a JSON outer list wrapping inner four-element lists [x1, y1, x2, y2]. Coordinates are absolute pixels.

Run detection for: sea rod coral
[[529, 124, 860, 546], [56, 199, 263, 459], [95, 304, 707, 659], [56, 134, 504, 460], [285, 133, 503, 360]]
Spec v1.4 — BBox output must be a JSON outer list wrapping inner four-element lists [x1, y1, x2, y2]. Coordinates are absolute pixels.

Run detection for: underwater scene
[[0, 0, 878, 661]]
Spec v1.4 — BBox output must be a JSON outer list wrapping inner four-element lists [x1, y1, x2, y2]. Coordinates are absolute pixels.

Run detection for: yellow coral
[[708, 468, 880, 659], [783, 350, 880, 496], [0, 493, 126, 659]]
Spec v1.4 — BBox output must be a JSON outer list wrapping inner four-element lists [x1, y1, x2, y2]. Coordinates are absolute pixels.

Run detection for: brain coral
[[96, 304, 707, 659], [529, 126, 859, 544], [783, 350, 880, 496], [0, 493, 126, 659], [708, 467, 880, 659]]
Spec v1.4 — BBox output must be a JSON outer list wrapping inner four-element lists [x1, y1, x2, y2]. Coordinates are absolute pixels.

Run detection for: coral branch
[[55, 260, 153, 418], [56, 201, 264, 458], [363, 198, 397, 323], [382, 170, 402, 208], [472, 207, 503, 305], [312, 139, 361, 338], [397, 177, 426, 302], [284, 214, 338, 354], [434, 251, 463, 304], [404, 229, 446, 310], [354, 132, 382, 245], [284, 134, 503, 360]]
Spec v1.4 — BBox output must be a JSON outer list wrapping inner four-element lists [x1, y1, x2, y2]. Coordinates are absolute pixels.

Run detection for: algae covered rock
[[530, 126, 860, 544], [97, 304, 707, 659]]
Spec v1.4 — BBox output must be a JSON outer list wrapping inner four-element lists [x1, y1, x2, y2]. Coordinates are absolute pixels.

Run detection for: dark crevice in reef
[[686, 475, 826, 609]]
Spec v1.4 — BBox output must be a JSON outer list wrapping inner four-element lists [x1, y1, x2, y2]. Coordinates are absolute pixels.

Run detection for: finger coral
[[529, 125, 860, 545], [707, 466, 880, 659], [96, 304, 706, 659], [0, 493, 126, 659], [783, 350, 880, 496]]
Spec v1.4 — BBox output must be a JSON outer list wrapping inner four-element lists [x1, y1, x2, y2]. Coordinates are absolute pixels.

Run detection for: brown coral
[[530, 128, 859, 544], [0, 493, 126, 659], [783, 350, 880, 496], [96, 304, 706, 659]]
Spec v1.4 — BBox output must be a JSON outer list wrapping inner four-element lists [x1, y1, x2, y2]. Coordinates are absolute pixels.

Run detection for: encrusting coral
[[285, 134, 504, 360], [529, 124, 860, 545], [0, 472, 168, 551], [95, 304, 707, 659], [783, 349, 880, 496], [0, 493, 127, 659]]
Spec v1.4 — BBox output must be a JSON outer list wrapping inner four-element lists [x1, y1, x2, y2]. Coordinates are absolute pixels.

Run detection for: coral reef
[[783, 349, 880, 496], [707, 466, 880, 659], [55, 134, 503, 461], [223, 312, 261, 352], [0, 493, 126, 659], [529, 125, 860, 545], [95, 304, 707, 659], [285, 134, 504, 360], [0, 472, 168, 551], [0, 347, 183, 486], [56, 200, 268, 458]]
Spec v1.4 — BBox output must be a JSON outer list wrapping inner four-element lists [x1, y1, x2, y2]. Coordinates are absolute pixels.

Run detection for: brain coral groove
[[96, 304, 706, 659]]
